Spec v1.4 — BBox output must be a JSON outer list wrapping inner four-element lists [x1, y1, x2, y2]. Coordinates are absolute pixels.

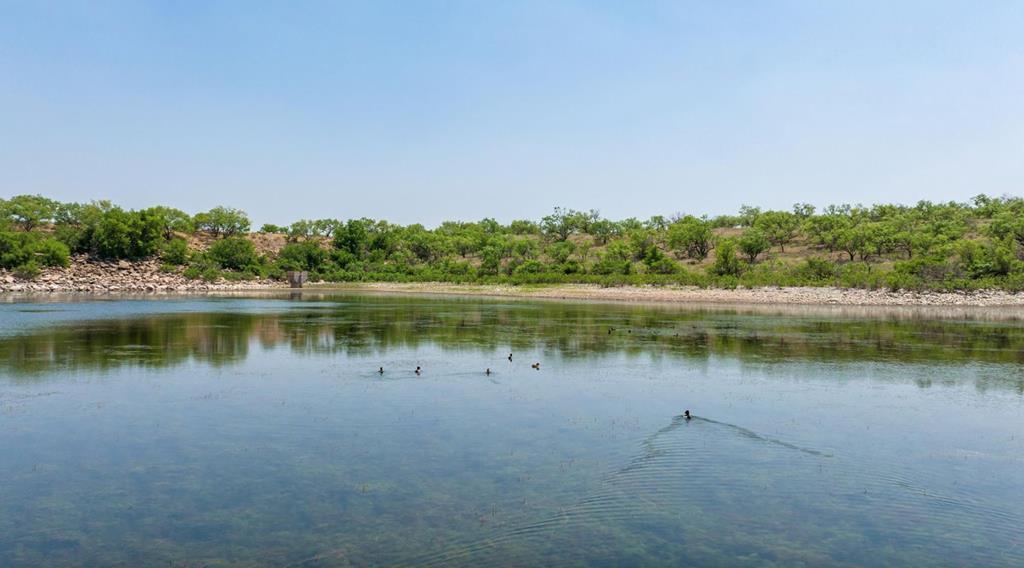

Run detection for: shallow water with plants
[[1, 293, 1022, 567]]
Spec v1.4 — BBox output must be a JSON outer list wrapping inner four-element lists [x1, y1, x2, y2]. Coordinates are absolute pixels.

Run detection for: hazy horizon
[[2, 1, 1022, 226]]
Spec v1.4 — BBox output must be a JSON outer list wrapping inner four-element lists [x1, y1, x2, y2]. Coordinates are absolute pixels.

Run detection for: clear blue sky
[[1, 1, 1021, 226]]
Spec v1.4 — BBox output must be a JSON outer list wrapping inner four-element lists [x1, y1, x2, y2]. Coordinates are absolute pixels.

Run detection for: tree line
[[2, 194, 1023, 290]]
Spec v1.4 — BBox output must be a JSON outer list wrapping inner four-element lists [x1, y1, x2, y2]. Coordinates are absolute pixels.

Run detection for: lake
[[1, 292, 1022, 567]]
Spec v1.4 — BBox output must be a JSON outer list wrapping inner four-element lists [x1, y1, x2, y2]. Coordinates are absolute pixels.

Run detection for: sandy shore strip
[[314, 282, 1024, 307]]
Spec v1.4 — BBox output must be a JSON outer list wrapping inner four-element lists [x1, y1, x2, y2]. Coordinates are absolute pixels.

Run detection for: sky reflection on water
[[0, 294, 1022, 566]]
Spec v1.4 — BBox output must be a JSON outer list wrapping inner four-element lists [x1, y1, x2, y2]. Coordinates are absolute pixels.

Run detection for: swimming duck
[[486, 368, 491, 375], [508, 353, 513, 361], [415, 366, 421, 375], [684, 410, 691, 420], [378, 367, 384, 374]]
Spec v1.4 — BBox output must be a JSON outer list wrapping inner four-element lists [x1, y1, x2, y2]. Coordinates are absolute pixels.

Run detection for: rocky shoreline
[[3, 258, 1024, 306], [0, 256, 283, 294], [339, 282, 1024, 307]]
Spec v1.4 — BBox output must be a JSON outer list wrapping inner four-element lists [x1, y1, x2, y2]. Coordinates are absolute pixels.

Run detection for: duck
[[684, 410, 691, 420], [378, 367, 384, 374], [531, 362, 540, 370], [486, 368, 491, 375], [415, 366, 421, 375], [508, 353, 513, 362]]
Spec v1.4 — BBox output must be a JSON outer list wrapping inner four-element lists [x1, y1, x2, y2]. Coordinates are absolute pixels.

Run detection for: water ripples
[[403, 414, 1024, 567]]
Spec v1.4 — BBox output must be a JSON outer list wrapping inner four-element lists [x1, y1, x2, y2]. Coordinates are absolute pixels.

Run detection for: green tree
[[143, 206, 194, 240], [709, 238, 742, 276], [276, 241, 328, 272], [642, 245, 678, 274], [509, 220, 539, 235], [333, 219, 371, 258], [312, 219, 342, 238], [541, 207, 585, 242], [667, 216, 715, 260], [591, 240, 633, 275], [754, 211, 799, 252], [987, 211, 1024, 247], [479, 244, 503, 275], [547, 241, 576, 264], [738, 205, 762, 227], [194, 206, 250, 238], [738, 229, 770, 263], [804, 213, 849, 253], [837, 224, 875, 262], [792, 203, 816, 219], [3, 194, 59, 231], [587, 219, 618, 245]]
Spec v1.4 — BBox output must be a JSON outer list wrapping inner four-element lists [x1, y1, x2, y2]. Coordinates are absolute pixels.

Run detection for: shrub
[[35, 238, 70, 267], [90, 208, 164, 259], [643, 246, 678, 274], [795, 257, 837, 283], [513, 259, 546, 275], [13, 261, 40, 280], [709, 239, 742, 277], [276, 241, 327, 272], [162, 238, 190, 265], [0, 232, 68, 269], [207, 237, 259, 271], [0, 231, 35, 268]]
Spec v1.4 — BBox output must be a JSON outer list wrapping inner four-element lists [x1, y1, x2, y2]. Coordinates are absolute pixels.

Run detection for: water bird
[[508, 353, 513, 361], [378, 367, 384, 374], [531, 362, 540, 369], [486, 368, 491, 375], [415, 366, 421, 375], [684, 410, 691, 420]]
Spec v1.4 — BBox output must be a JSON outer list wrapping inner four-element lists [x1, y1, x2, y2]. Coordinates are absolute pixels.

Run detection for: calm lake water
[[1, 292, 1022, 567]]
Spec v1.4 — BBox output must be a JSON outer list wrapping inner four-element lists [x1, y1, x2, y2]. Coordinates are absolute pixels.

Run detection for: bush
[[643, 246, 678, 274], [207, 237, 259, 271], [34, 238, 70, 267], [276, 241, 327, 272], [162, 238, 190, 265], [0, 231, 35, 268], [0, 232, 68, 269], [836, 262, 886, 289], [709, 239, 742, 277], [795, 257, 837, 282], [513, 259, 546, 275], [13, 261, 40, 280], [90, 208, 164, 259]]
